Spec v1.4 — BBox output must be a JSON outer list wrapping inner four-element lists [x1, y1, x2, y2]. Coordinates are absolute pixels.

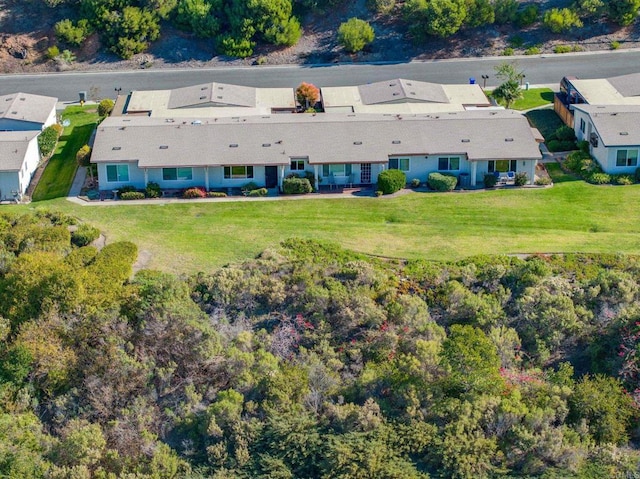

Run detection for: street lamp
[[520, 75, 526, 87], [114, 87, 122, 98], [481, 75, 489, 88]]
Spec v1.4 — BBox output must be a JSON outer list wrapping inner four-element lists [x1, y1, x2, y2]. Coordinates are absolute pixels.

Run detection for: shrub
[[427, 172, 457, 191], [543, 7, 583, 33], [76, 145, 91, 167], [59, 49, 76, 64], [611, 41, 621, 50], [508, 35, 524, 48], [207, 191, 227, 198], [183, 187, 206, 199], [411, 178, 421, 188], [494, 0, 518, 24], [377, 169, 406, 195], [502, 47, 515, 56], [241, 182, 259, 193], [484, 173, 498, 188], [588, 172, 611, 184], [120, 191, 145, 200], [376, 190, 383, 197], [516, 4, 539, 27], [248, 188, 268, 197], [283, 177, 313, 194], [118, 185, 138, 194], [337, 18, 375, 53], [217, 34, 254, 58], [71, 223, 100, 247], [612, 174, 635, 185], [554, 125, 577, 142], [98, 99, 115, 117], [535, 176, 552, 186], [38, 125, 61, 157], [51, 123, 64, 137], [553, 45, 573, 54], [55, 19, 91, 47], [296, 82, 320, 109], [578, 140, 590, 154], [46, 46, 60, 60], [514, 172, 528, 186], [145, 182, 161, 198], [525, 46, 541, 55], [367, 0, 395, 14]]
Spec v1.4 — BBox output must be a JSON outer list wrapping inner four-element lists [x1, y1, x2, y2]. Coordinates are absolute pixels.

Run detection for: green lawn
[[525, 108, 565, 141], [511, 88, 554, 111], [32, 106, 100, 201], [14, 177, 640, 274]]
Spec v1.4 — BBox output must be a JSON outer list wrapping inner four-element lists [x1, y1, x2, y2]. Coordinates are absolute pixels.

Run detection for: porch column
[[528, 160, 536, 185], [470, 162, 477, 187], [205, 167, 210, 191], [314, 165, 319, 192], [279, 165, 285, 190], [144, 168, 148, 187]]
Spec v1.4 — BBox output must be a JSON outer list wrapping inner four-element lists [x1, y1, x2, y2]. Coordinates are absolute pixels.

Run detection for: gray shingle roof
[[0, 131, 39, 171], [0, 92, 57, 125], [574, 104, 640, 146], [92, 111, 541, 169], [358, 79, 449, 105], [168, 82, 257, 109], [606, 73, 640, 98]]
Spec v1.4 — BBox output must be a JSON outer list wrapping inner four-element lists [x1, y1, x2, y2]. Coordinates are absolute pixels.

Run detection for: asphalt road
[[2, 50, 640, 101]]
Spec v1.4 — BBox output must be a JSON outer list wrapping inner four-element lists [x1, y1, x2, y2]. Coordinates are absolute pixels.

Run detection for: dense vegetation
[[43, 0, 640, 59], [1, 210, 640, 477]]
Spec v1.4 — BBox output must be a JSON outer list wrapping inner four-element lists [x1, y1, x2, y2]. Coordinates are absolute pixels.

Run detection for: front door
[[360, 163, 371, 184], [265, 166, 278, 188]]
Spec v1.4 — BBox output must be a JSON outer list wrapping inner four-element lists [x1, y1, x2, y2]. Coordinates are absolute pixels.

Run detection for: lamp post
[[481, 75, 489, 88], [114, 87, 122, 99], [520, 75, 526, 87]]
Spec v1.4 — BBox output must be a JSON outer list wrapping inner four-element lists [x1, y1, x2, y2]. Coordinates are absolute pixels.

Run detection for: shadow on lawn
[[545, 162, 579, 184], [33, 123, 96, 201]]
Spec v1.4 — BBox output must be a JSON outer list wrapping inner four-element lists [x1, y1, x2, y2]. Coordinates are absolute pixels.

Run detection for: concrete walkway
[[68, 167, 87, 197]]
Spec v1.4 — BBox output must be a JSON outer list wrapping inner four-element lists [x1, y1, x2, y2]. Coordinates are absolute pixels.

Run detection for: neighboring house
[[556, 73, 640, 127], [0, 92, 58, 200], [573, 104, 640, 175], [121, 82, 297, 118], [91, 110, 541, 192], [0, 131, 41, 200], [0, 92, 57, 131], [321, 78, 492, 114]]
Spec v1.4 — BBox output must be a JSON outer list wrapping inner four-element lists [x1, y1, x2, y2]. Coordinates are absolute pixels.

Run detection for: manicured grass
[[525, 108, 565, 141], [510, 88, 554, 111], [32, 106, 100, 201], [15, 177, 640, 274]]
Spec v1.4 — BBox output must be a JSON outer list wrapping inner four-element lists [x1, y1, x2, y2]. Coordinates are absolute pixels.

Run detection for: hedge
[[427, 172, 457, 191], [38, 126, 61, 157], [283, 177, 313, 194], [120, 191, 145, 200], [377, 169, 406, 195], [183, 188, 206, 199], [207, 191, 227, 198], [484, 174, 498, 188], [248, 188, 268, 197]]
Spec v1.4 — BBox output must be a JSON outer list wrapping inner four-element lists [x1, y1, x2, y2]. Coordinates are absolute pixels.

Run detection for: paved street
[[2, 50, 640, 101]]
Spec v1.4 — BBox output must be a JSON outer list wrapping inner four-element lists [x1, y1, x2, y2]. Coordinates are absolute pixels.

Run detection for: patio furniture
[[328, 173, 336, 190], [507, 171, 516, 182]]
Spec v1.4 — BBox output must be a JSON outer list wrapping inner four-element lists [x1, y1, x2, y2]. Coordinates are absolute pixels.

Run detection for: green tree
[[337, 18, 375, 53], [491, 79, 522, 108], [405, 0, 467, 38], [575, 0, 606, 17], [465, 0, 494, 27], [493, 0, 517, 24], [101, 6, 160, 59], [569, 375, 638, 444], [543, 7, 583, 33], [174, 0, 221, 38], [55, 19, 92, 46], [143, 0, 178, 18], [607, 0, 640, 25]]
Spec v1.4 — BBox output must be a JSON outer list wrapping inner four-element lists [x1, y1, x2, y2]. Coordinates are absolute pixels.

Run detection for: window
[[488, 160, 517, 173], [290, 159, 305, 171], [438, 157, 460, 171], [322, 164, 352, 176], [224, 166, 254, 179], [389, 158, 410, 171], [579, 118, 586, 133], [162, 167, 193, 181], [106, 164, 129, 182], [616, 149, 638, 167]]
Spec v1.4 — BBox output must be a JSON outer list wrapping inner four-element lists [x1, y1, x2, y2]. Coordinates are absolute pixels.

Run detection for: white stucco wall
[[19, 136, 41, 195]]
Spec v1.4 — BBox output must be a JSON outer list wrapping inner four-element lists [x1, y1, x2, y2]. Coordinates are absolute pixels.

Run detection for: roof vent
[[620, 131, 629, 135], [5, 98, 12, 101], [199, 96, 207, 100], [461, 139, 470, 143], [191, 120, 202, 125], [118, 127, 126, 130], [354, 141, 362, 145], [200, 86, 208, 90], [262, 143, 271, 147], [19, 98, 25, 101], [406, 82, 412, 86], [410, 91, 416, 95], [112, 146, 121, 150], [392, 140, 401, 144], [389, 83, 396, 86], [505, 138, 514, 142], [229, 144, 238, 148], [217, 96, 223, 99], [611, 113, 618, 116], [123, 119, 131, 122], [392, 92, 400, 96], [159, 145, 168, 149], [11, 111, 17, 114], [218, 86, 224, 90], [165, 118, 175, 123]]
